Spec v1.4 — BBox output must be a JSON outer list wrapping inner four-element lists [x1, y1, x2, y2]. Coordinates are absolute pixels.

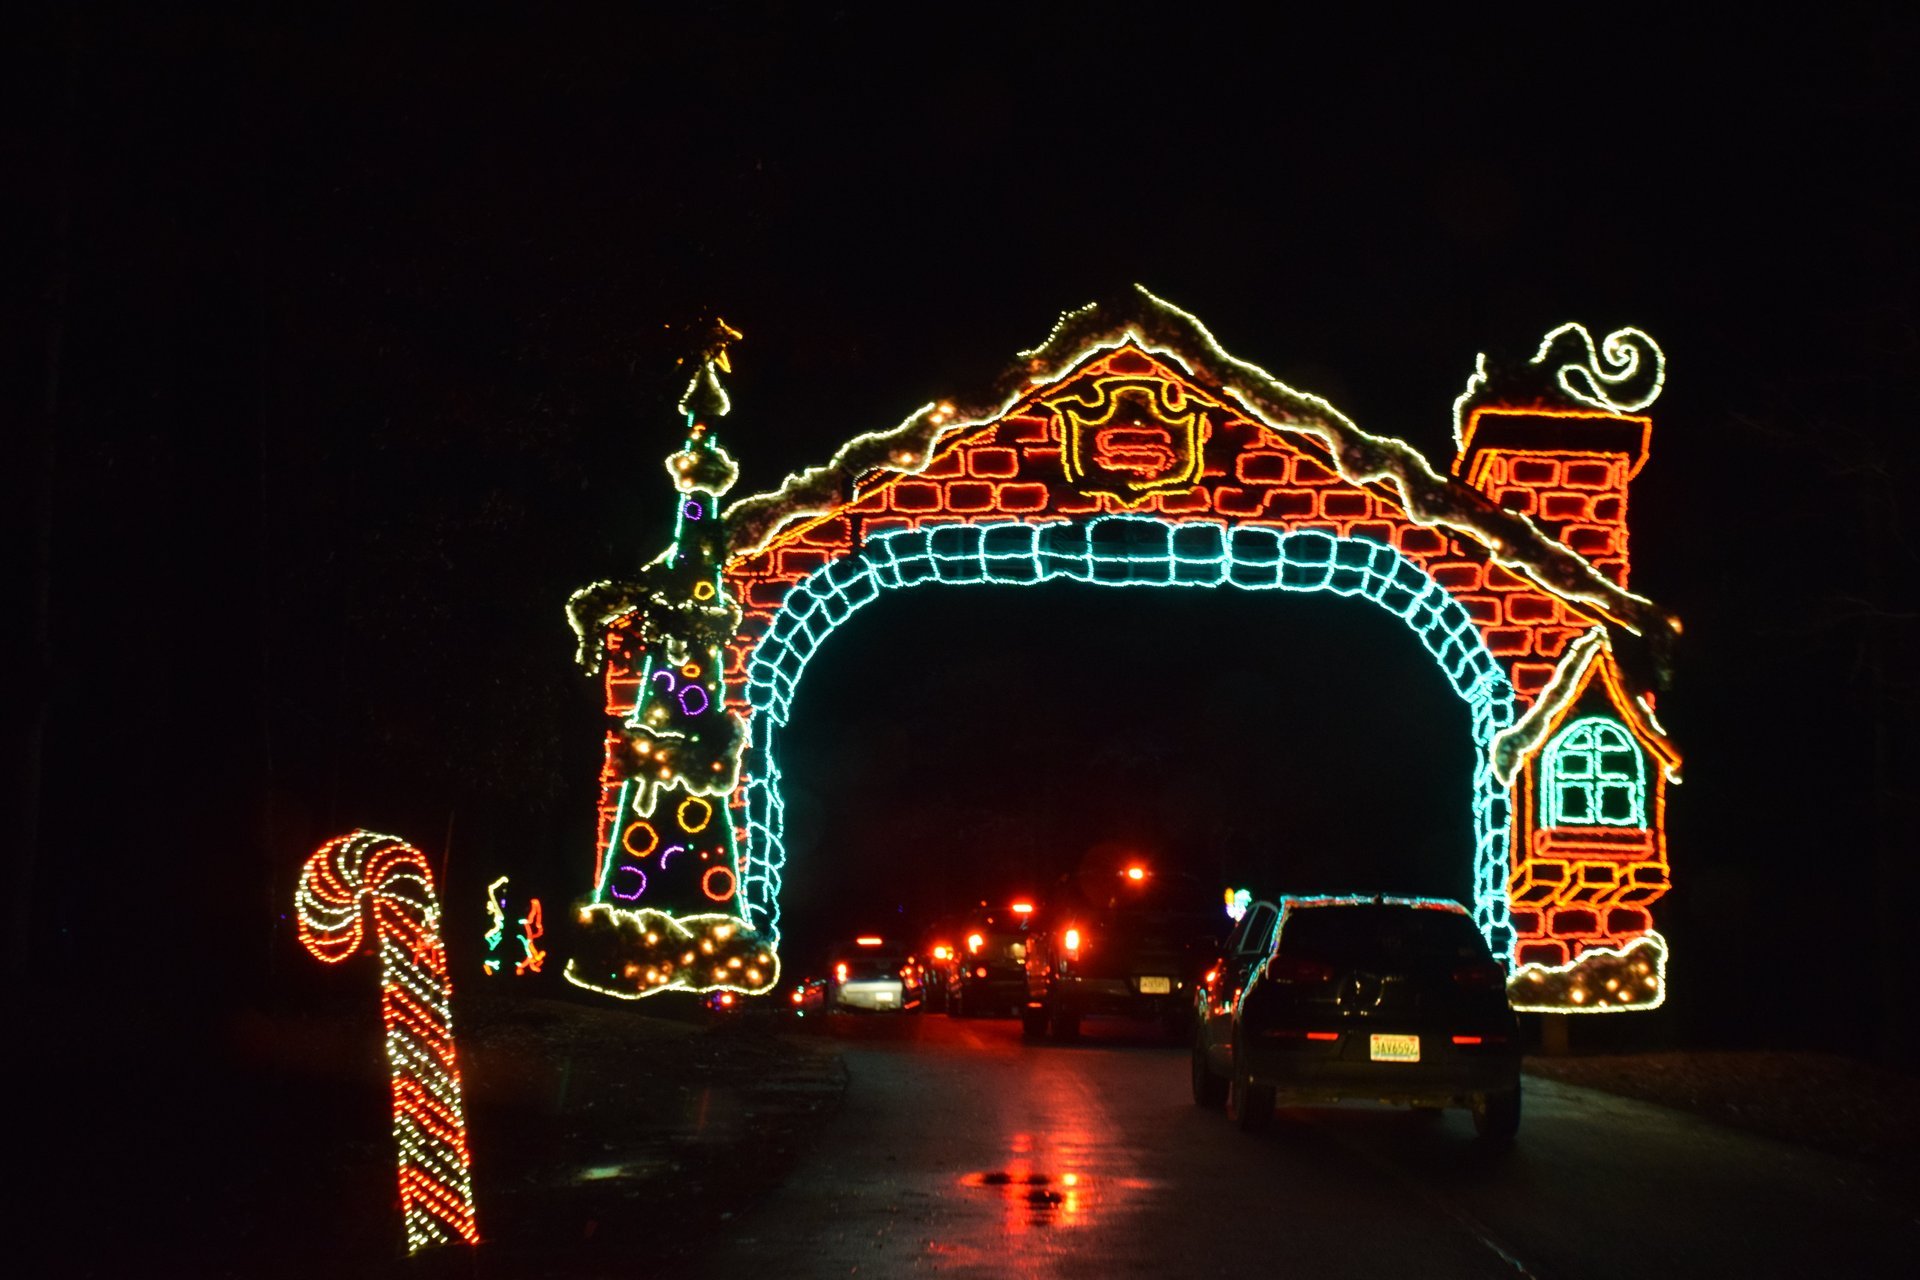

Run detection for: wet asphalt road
[[694, 1013, 1919, 1280]]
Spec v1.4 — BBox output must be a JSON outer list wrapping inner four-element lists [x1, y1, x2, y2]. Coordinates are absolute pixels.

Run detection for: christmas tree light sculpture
[[565, 322, 777, 999]]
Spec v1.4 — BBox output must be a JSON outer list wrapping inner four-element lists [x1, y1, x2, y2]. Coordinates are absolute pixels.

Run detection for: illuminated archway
[[739, 517, 1517, 949], [565, 290, 1684, 1012]]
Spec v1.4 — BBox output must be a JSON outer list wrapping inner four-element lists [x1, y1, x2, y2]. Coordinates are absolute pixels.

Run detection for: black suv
[[1022, 867, 1226, 1041], [943, 904, 1032, 1018], [1192, 896, 1521, 1139]]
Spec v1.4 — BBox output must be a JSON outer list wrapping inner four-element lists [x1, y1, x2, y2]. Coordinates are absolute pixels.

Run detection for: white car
[[829, 942, 924, 1012]]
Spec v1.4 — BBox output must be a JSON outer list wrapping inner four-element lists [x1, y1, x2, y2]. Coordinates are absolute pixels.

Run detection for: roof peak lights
[[726, 288, 1679, 685]]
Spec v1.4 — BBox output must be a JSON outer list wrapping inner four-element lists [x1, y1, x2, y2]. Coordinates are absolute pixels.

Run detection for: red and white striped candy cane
[[297, 830, 480, 1253]]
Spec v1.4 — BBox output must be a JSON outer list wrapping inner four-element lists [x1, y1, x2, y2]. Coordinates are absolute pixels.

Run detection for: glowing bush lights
[[1512, 932, 1668, 1012], [296, 831, 479, 1253], [573, 292, 1683, 1011], [566, 905, 778, 1000]]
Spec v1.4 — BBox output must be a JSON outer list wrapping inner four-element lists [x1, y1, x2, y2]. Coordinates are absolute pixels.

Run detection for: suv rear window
[[1277, 905, 1491, 967], [839, 958, 906, 981]]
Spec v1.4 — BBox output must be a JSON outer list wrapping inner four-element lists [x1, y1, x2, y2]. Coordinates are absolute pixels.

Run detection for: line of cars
[[787, 913, 1029, 1020], [930, 902, 1032, 1018], [1019, 865, 1221, 1041], [778, 875, 1525, 1141], [787, 935, 929, 1014], [790, 865, 1228, 1034]]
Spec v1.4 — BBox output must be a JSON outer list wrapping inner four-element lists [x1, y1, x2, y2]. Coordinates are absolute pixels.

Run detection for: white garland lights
[[1533, 323, 1666, 415]]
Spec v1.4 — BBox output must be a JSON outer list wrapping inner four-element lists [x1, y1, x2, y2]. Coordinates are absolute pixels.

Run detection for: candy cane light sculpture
[[297, 830, 481, 1253]]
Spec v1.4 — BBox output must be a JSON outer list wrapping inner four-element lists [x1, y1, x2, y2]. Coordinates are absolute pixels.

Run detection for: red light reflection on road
[[957, 1126, 1155, 1236], [922, 1022, 1164, 1267]]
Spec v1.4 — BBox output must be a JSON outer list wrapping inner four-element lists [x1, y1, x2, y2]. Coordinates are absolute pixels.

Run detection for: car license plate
[[874, 990, 895, 1004], [1138, 976, 1172, 994], [1370, 1034, 1420, 1063]]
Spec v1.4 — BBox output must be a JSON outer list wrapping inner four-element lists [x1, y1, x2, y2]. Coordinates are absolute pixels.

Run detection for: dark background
[[10, 4, 1916, 1057]]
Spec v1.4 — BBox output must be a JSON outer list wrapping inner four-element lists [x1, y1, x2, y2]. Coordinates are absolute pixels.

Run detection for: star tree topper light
[[564, 320, 778, 999], [570, 290, 1685, 1013]]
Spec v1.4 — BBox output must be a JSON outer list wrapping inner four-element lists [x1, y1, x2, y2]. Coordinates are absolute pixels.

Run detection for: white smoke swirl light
[[1532, 323, 1666, 414]]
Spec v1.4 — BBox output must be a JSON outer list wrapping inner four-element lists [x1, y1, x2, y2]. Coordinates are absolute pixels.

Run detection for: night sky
[[12, 6, 1916, 1052]]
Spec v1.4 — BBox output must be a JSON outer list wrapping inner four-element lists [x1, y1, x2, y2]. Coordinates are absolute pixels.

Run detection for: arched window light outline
[[1541, 715, 1646, 828]]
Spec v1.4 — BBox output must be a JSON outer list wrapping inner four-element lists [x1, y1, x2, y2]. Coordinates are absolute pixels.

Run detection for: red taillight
[[1259, 1027, 1340, 1042], [967, 932, 984, 954], [1268, 954, 1333, 983], [835, 962, 848, 982], [1063, 928, 1082, 953], [1450, 1034, 1482, 1045], [1202, 967, 1219, 985], [1453, 962, 1506, 990], [791, 990, 803, 1004]]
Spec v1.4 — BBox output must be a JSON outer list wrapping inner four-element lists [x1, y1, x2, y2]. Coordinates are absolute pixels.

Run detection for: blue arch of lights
[[739, 516, 1519, 955]]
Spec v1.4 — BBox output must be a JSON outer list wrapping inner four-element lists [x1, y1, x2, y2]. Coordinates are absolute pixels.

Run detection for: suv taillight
[[1268, 954, 1333, 983]]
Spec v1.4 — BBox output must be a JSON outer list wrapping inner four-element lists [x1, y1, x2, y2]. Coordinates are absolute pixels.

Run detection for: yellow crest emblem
[[1046, 377, 1208, 507]]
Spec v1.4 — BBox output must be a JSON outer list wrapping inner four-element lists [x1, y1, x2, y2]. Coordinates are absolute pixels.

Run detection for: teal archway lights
[[738, 517, 1518, 950]]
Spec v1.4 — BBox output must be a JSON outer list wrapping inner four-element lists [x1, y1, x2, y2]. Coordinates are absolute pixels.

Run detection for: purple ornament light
[[611, 865, 648, 901]]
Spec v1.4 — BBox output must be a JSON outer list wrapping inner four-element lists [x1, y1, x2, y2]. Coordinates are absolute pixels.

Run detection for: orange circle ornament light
[[702, 864, 737, 903]]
